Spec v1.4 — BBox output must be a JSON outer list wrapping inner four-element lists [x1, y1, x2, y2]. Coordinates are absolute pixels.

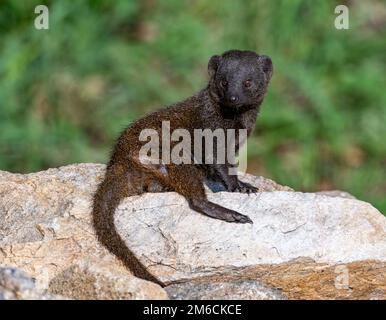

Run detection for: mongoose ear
[[208, 55, 221, 78], [258, 55, 273, 81]]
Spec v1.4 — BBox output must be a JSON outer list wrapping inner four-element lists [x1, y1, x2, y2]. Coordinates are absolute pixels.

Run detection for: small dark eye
[[221, 80, 228, 87], [244, 80, 252, 88]]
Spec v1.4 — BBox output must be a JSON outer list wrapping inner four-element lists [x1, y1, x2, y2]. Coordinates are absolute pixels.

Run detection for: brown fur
[[92, 50, 273, 283]]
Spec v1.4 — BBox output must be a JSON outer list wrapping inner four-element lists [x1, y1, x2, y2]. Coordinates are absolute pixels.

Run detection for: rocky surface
[[116, 191, 386, 284], [187, 258, 386, 300], [165, 280, 287, 300], [0, 164, 167, 299], [0, 267, 63, 300], [1, 163, 385, 299], [48, 259, 167, 300], [315, 190, 356, 199], [0, 163, 107, 288]]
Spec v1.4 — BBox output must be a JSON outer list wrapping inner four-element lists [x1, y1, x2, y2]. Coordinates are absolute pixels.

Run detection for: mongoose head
[[208, 50, 273, 111]]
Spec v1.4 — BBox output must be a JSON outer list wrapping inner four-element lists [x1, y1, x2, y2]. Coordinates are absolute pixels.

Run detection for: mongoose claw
[[233, 181, 259, 194], [228, 211, 253, 224], [239, 214, 253, 224]]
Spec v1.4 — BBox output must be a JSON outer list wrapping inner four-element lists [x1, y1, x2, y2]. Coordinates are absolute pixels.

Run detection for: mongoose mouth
[[222, 102, 244, 108], [220, 103, 257, 118]]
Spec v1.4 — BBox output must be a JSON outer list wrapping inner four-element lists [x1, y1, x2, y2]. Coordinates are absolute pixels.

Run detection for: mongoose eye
[[244, 80, 252, 88], [220, 80, 228, 87]]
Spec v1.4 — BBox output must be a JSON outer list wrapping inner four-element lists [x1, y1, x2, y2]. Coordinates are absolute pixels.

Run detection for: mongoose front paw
[[231, 181, 259, 194]]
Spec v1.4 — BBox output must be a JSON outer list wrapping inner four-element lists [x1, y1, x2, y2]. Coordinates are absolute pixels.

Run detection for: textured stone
[[116, 191, 386, 284], [0, 164, 112, 288], [315, 190, 356, 199], [0, 164, 104, 245], [48, 259, 168, 300], [0, 164, 167, 299], [237, 172, 293, 192], [190, 259, 386, 300], [165, 280, 287, 300], [1, 163, 384, 300], [0, 267, 62, 300]]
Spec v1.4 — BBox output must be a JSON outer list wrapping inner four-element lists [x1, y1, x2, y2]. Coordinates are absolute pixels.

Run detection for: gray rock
[[1, 163, 384, 300], [48, 259, 168, 300], [165, 280, 287, 300], [0, 164, 291, 288], [0, 164, 168, 299], [0, 267, 61, 300], [316, 190, 356, 199], [116, 191, 386, 284], [0, 163, 105, 246]]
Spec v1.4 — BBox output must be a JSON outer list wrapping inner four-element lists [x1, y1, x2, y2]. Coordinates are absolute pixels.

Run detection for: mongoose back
[[92, 50, 273, 283]]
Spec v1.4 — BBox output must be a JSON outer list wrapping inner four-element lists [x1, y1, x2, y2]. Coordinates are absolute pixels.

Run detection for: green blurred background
[[0, 0, 385, 213]]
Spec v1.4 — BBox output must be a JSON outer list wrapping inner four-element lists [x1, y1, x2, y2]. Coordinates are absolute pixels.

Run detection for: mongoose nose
[[229, 95, 238, 103]]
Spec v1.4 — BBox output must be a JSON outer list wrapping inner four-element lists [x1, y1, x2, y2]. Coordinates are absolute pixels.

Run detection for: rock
[[0, 164, 111, 289], [0, 164, 289, 246], [238, 173, 293, 192], [1, 163, 384, 299], [116, 191, 386, 284], [0, 164, 287, 279], [315, 190, 356, 199], [190, 258, 386, 300], [0, 164, 167, 299], [0, 164, 104, 245], [0, 267, 62, 300], [48, 259, 167, 300], [165, 280, 287, 300], [115, 190, 386, 298]]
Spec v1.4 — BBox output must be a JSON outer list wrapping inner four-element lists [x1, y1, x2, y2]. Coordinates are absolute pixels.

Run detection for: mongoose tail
[[92, 164, 163, 285]]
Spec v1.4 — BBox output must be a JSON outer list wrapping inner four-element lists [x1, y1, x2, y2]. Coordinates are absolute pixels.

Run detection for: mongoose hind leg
[[189, 198, 252, 224], [204, 178, 228, 193]]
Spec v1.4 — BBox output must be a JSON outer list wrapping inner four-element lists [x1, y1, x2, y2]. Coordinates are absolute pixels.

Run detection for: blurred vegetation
[[0, 0, 385, 213]]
